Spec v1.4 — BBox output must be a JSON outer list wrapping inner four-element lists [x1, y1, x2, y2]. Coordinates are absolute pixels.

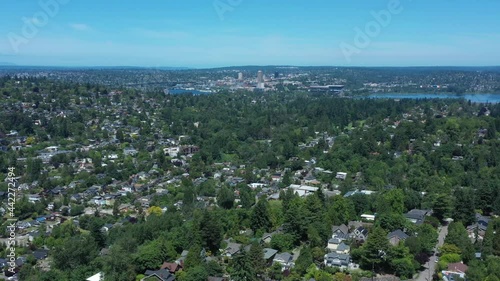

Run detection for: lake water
[[365, 93, 500, 103], [168, 89, 212, 95]]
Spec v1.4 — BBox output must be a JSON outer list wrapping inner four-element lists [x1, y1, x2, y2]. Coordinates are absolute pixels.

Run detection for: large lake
[[168, 89, 212, 95], [365, 93, 500, 103]]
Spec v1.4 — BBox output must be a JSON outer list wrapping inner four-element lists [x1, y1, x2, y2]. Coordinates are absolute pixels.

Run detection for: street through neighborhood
[[414, 225, 449, 281]]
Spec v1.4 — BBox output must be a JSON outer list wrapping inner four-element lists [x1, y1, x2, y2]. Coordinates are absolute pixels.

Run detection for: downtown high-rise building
[[257, 70, 264, 89], [257, 70, 264, 83]]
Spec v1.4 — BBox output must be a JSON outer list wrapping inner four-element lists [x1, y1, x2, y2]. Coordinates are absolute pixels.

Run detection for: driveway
[[414, 225, 448, 281]]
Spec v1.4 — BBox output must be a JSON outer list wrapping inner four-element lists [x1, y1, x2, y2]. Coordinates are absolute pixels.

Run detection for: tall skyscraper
[[257, 70, 263, 83], [238, 72, 243, 80]]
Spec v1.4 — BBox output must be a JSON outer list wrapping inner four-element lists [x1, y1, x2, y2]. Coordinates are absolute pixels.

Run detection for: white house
[[336, 172, 347, 180], [86, 272, 104, 281], [288, 184, 318, 197], [164, 147, 180, 157]]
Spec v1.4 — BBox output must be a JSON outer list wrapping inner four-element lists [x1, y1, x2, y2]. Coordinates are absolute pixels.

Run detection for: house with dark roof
[[467, 213, 490, 241], [222, 242, 242, 258], [335, 242, 350, 254], [32, 249, 49, 260], [387, 229, 409, 246], [263, 248, 278, 265], [405, 209, 432, 225], [331, 224, 349, 239], [324, 252, 350, 268], [352, 226, 369, 241], [142, 269, 175, 281], [273, 252, 294, 270]]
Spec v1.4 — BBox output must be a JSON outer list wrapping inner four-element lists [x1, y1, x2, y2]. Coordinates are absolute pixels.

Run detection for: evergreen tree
[[445, 222, 475, 262], [250, 199, 271, 232], [199, 210, 222, 254], [90, 220, 106, 248], [248, 242, 265, 275], [230, 253, 257, 281], [360, 227, 390, 271], [453, 187, 476, 226]]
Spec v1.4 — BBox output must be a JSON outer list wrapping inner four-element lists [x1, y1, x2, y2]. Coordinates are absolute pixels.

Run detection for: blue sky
[[1, 0, 499, 67]]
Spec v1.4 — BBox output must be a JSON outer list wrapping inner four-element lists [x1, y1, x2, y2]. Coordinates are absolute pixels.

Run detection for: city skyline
[[1, 0, 500, 67]]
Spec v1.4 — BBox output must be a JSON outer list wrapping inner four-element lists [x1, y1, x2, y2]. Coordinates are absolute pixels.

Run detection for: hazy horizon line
[[1, 63, 500, 70]]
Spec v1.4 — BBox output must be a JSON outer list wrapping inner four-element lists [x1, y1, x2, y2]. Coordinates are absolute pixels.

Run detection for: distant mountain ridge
[[0, 65, 190, 70]]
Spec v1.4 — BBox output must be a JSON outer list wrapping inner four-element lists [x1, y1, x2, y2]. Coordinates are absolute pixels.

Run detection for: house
[[123, 148, 138, 156], [263, 248, 278, 265], [160, 262, 182, 273], [447, 262, 468, 274], [467, 213, 490, 238], [273, 252, 294, 270], [387, 229, 409, 246], [331, 224, 349, 239], [86, 272, 104, 281], [101, 223, 114, 232], [100, 248, 110, 256], [348, 221, 364, 231], [405, 209, 432, 225], [249, 183, 267, 189], [271, 173, 282, 182], [327, 238, 343, 252], [32, 249, 49, 260], [28, 230, 43, 242], [28, 194, 42, 203], [476, 213, 490, 228], [324, 252, 350, 268], [288, 184, 318, 197], [361, 214, 376, 221], [442, 269, 466, 281], [16, 256, 26, 267], [261, 227, 284, 243], [336, 172, 347, 180], [223, 242, 242, 258], [36, 216, 47, 223], [16, 221, 31, 229], [352, 226, 369, 241], [181, 145, 199, 154], [164, 147, 180, 157], [142, 269, 175, 281], [262, 232, 274, 243], [335, 242, 350, 254], [71, 193, 83, 202], [176, 250, 189, 264]]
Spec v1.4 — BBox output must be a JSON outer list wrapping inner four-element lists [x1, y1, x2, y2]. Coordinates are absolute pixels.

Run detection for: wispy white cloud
[[69, 23, 90, 31]]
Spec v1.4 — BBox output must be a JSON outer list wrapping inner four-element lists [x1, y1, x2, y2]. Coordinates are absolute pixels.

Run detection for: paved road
[[414, 225, 448, 281]]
